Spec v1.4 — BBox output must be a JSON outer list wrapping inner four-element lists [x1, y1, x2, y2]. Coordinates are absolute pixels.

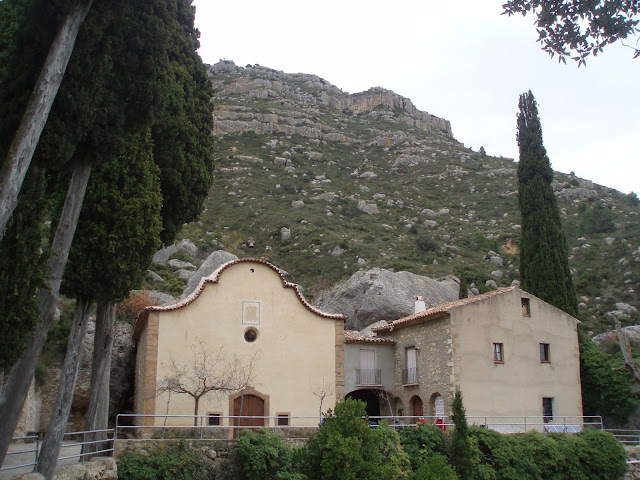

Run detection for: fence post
[[34, 436, 40, 472], [81, 431, 86, 464]]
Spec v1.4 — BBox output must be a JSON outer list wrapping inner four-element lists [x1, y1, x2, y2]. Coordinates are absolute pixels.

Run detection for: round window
[[244, 328, 258, 343]]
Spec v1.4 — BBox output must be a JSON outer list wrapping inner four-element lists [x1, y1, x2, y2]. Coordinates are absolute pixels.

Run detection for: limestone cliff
[[209, 60, 453, 141]]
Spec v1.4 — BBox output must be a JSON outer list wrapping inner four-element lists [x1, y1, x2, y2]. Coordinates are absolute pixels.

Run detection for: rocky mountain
[[148, 59, 639, 335]]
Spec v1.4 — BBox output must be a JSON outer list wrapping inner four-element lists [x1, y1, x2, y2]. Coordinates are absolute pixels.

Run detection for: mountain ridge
[[150, 59, 640, 335]]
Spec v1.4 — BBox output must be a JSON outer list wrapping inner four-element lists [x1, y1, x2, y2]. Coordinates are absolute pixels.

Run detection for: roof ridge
[[143, 257, 346, 320], [372, 286, 517, 332]]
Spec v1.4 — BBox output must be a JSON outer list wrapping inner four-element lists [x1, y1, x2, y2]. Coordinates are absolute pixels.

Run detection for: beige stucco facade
[[374, 287, 583, 432], [133, 259, 345, 430]]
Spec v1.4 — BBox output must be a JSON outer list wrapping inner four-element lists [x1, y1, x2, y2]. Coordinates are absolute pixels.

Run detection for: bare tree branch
[[615, 320, 640, 384], [310, 377, 334, 421], [157, 338, 257, 426]]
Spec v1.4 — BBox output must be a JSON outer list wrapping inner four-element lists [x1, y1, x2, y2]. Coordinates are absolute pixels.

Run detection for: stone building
[[344, 287, 583, 432], [133, 258, 345, 434]]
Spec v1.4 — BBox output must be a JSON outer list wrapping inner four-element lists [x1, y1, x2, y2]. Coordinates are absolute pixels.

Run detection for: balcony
[[356, 368, 382, 386], [403, 368, 418, 385]]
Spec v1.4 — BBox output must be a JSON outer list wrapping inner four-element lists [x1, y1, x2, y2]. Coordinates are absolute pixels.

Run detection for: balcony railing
[[403, 368, 418, 385], [356, 368, 381, 386]]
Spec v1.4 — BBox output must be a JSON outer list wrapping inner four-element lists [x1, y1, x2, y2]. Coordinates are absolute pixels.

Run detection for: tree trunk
[[194, 397, 200, 427], [37, 298, 92, 479], [616, 320, 640, 384], [0, 156, 92, 466], [0, 0, 93, 241], [81, 300, 115, 457]]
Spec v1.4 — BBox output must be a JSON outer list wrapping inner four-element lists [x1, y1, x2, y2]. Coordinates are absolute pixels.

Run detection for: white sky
[[192, 0, 640, 195]]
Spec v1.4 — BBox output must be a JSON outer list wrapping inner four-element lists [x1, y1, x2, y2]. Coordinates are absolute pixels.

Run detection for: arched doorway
[[346, 389, 381, 418], [410, 395, 423, 419], [232, 393, 265, 437]]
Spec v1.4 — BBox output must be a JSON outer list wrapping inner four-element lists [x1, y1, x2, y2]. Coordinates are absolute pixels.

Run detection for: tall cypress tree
[[517, 90, 577, 315]]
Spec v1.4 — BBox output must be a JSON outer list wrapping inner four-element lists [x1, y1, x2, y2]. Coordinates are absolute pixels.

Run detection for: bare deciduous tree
[[310, 377, 335, 421], [157, 339, 256, 426], [375, 388, 397, 419]]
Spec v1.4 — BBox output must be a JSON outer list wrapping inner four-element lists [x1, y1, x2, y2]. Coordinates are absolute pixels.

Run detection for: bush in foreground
[[117, 440, 212, 480], [302, 398, 410, 480]]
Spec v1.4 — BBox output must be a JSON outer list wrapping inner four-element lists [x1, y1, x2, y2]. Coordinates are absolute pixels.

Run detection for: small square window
[[540, 343, 550, 362], [208, 413, 221, 426], [493, 343, 504, 363], [542, 397, 554, 423], [277, 413, 290, 426], [521, 298, 531, 316]]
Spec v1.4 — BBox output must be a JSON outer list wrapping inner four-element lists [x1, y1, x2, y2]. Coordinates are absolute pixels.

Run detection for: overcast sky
[[192, 0, 640, 195]]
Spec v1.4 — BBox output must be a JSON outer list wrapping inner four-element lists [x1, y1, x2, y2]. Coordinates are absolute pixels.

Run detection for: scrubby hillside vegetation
[[150, 60, 639, 335]]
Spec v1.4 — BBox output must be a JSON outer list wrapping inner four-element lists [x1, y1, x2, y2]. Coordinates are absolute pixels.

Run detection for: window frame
[[493, 342, 504, 363], [207, 412, 222, 426], [276, 413, 290, 426], [542, 397, 554, 423], [521, 298, 531, 316], [540, 342, 550, 362], [404, 346, 418, 385]]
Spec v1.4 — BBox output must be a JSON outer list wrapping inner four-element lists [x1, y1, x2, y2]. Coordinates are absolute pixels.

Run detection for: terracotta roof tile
[[372, 286, 518, 332], [133, 258, 346, 340], [344, 330, 396, 344]]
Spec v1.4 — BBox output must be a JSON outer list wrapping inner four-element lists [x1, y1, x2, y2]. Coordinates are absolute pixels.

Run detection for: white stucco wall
[[147, 261, 342, 428], [452, 289, 583, 431]]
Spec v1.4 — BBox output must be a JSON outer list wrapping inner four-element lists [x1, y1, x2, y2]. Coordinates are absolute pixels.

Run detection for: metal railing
[[115, 413, 601, 439], [604, 428, 640, 445], [402, 368, 418, 384], [1, 429, 115, 474], [116, 414, 323, 440], [1, 435, 39, 473], [356, 368, 381, 386]]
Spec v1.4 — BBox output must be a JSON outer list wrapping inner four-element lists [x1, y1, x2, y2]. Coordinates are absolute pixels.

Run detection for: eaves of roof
[[372, 286, 518, 333], [133, 258, 346, 340]]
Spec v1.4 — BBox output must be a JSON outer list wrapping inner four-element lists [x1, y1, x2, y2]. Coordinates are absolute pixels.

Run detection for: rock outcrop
[[314, 268, 460, 330], [181, 250, 239, 298], [37, 320, 135, 432], [209, 61, 453, 141]]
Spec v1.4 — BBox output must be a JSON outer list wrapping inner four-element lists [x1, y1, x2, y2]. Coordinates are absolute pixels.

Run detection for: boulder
[[281, 227, 291, 241], [314, 268, 459, 330], [176, 239, 198, 258], [485, 279, 499, 290], [181, 250, 239, 298], [146, 270, 164, 285], [489, 256, 504, 266], [421, 208, 440, 219], [152, 245, 178, 265], [168, 259, 196, 270], [292, 200, 305, 209]]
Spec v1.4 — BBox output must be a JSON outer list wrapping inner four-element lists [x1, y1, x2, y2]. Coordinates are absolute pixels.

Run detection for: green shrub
[[302, 398, 410, 480], [170, 249, 192, 262], [558, 429, 627, 480], [468, 427, 627, 480], [416, 235, 438, 253], [235, 429, 304, 480], [117, 441, 212, 480], [410, 452, 458, 480], [399, 423, 447, 470]]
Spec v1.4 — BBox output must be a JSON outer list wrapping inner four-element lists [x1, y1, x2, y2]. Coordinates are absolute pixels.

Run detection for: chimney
[[414, 295, 426, 314]]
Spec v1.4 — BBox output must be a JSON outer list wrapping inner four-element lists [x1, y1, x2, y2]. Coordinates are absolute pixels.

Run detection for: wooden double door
[[233, 394, 265, 437]]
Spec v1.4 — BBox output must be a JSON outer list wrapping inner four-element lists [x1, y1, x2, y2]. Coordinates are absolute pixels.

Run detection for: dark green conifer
[[516, 90, 577, 315], [449, 389, 473, 478]]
